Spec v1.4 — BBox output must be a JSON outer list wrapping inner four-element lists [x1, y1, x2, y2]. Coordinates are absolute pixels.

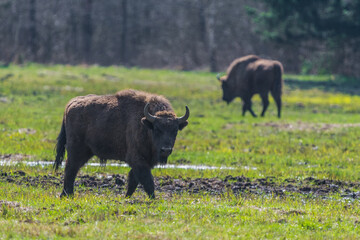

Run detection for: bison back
[[226, 55, 260, 92], [246, 59, 283, 94]]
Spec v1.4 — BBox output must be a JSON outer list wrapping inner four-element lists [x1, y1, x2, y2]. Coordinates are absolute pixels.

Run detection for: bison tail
[[272, 63, 283, 96], [54, 119, 66, 171]]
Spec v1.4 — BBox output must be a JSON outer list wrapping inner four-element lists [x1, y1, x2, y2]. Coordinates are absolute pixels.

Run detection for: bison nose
[[160, 147, 172, 155]]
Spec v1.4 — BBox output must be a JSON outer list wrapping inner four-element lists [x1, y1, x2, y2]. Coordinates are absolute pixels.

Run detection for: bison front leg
[[242, 96, 257, 117], [271, 92, 282, 118], [125, 169, 139, 198], [129, 166, 155, 199], [275, 96, 282, 118], [271, 89, 282, 118]]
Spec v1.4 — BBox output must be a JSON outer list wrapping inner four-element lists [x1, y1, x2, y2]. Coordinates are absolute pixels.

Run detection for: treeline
[[0, 0, 359, 76]]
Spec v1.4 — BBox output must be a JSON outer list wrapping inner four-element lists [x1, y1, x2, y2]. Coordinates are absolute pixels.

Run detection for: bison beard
[[54, 89, 189, 199]]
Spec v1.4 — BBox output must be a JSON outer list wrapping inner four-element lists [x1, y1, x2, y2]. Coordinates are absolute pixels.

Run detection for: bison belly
[[84, 122, 127, 161]]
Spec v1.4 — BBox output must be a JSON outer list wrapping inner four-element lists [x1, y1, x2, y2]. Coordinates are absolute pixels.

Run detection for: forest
[[0, 0, 359, 76]]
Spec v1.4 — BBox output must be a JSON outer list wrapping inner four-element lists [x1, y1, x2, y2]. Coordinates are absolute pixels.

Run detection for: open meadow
[[1, 64, 360, 239]]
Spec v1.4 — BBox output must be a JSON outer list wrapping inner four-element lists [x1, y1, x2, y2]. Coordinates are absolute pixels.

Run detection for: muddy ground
[[1, 170, 360, 199]]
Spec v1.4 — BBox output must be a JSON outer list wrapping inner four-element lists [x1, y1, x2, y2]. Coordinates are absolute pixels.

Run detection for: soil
[[0, 154, 33, 161], [1, 170, 359, 199]]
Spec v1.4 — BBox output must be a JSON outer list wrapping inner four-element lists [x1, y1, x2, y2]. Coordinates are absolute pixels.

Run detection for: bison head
[[141, 104, 189, 164], [217, 74, 235, 104]]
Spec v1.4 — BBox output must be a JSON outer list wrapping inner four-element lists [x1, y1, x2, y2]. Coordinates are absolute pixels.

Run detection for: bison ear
[[141, 117, 154, 129], [178, 120, 188, 131]]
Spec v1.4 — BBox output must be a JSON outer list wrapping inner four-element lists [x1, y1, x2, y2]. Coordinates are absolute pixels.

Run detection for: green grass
[[1, 63, 360, 238], [1, 180, 360, 239]]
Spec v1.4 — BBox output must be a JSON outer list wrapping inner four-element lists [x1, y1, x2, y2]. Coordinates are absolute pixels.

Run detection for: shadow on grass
[[285, 78, 360, 95]]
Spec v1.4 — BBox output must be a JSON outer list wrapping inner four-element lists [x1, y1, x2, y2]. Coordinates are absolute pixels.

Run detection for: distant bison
[[218, 55, 283, 118], [54, 89, 189, 199]]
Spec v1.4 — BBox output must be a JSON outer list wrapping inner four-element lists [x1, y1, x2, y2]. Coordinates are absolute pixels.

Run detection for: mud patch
[[0, 73, 13, 82], [253, 121, 360, 132], [0, 171, 359, 199], [43, 85, 83, 92], [0, 154, 33, 161], [101, 73, 121, 82], [132, 79, 174, 87], [248, 206, 306, 215], [0, 97, 10, 103], [173, 158, 192, 164], [0, 200, 32, 212], [18, 128, 37, 135]]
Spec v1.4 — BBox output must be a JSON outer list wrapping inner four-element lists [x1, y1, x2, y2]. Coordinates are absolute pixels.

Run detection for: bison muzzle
[[54, 89, 189, 199]]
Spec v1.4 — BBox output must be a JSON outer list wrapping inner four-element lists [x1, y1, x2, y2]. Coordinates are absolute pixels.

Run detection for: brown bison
[[217, 55, 283, 118], [54, 89, 189, 199]]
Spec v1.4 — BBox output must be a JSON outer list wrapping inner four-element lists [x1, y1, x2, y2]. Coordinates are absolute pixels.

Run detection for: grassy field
[[1, 64, 360, 239]]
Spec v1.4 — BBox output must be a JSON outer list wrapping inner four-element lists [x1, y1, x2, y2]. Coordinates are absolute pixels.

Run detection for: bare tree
[[120, 0, 128, 64], [0, 0, 358, 76], [81, 0, 93, 63], [204, 0, 217, 72], [28, 0, 38, 60]]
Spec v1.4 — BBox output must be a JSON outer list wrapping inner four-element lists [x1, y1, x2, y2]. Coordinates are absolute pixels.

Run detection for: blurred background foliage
[[0, 0, 359, 77]]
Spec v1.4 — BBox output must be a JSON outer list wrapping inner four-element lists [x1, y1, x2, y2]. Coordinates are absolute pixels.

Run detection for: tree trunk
[[205, 0, 217, 72], [66, 5, 79, 63], [81, 0, 93, 63], [29, 0, 38, 60], [4, 0, 21, 66], [120, 0, 128, 64]]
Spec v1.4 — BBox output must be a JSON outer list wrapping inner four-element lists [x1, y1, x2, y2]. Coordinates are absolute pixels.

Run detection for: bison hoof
[[60, 189, 73, 199]]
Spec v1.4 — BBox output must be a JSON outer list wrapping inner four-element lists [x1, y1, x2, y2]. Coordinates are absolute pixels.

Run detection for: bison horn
[[144, 103, 157, 123], [177, 106, 190, 123]]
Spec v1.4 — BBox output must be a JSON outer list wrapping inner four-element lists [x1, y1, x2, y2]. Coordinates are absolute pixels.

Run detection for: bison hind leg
[[271, 92, 282, 118], [61, 146, 93, 198], [260, 92, 269, 117]]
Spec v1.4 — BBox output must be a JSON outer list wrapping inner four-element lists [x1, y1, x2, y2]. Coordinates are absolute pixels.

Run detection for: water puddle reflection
[[0, 160, 253, 170]]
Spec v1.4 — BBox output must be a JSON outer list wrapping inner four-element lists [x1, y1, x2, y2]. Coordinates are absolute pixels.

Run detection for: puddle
[[0, 160, 237, 170]]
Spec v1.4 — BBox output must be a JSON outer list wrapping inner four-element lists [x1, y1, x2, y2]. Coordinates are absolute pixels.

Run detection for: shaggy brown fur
[[54, 89, 189, 199], [219, 55, 260, 83], [218, 55, 283, 118]]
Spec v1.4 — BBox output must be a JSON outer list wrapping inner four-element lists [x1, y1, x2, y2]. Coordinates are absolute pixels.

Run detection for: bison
[[217, 55, 283, 118], [54, 89, 189, 199]]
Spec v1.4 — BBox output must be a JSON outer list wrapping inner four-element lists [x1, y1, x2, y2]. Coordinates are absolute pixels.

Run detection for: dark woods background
[[0, 0, 359, 77]]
